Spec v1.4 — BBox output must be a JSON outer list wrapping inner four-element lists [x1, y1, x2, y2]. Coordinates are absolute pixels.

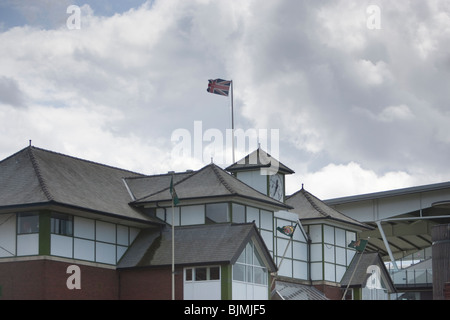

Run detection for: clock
[[269, 174, 284, 201]]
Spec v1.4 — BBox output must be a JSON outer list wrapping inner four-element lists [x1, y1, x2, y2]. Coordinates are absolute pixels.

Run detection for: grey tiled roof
[[340, 252, 396, 293], [286, 188, 372, 230], [123, 171, 194, 201], [274, 280, 328, 300], [132, 163, 292, 210], [0, 146, 160, 224], [118, 222, 277, 272], [226, 148, 295, 174]]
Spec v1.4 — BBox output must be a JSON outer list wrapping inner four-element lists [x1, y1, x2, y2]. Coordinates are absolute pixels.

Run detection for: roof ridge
[[27, 146, 54, 201], [30, 146, 146, 177], [301, 188, 328, 218], [210, 163, 236, 195], [132, 165, 205, 202]]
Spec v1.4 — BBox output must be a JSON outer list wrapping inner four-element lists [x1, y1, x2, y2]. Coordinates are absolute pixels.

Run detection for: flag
[[277, 225, 296, 237], [348, 239, 368, 252], [170, 176, 179, 206], [207, 79, 231, 96]]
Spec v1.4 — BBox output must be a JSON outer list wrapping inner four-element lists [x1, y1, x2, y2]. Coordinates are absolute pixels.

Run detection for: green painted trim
[[354, 288, 362, 300], [221, 265, 232, 300], [39, 211, 51, 255]]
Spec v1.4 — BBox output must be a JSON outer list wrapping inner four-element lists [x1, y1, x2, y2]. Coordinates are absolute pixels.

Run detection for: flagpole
[[270, 224, 298, 289], [171, 175, 175, 300], [231, 80, 235, 164], [171, 196, 175, 300], [341, 239, 368, 300]]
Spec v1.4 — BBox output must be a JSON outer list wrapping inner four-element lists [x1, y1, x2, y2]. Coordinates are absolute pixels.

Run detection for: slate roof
[[118, 222, 277, 272], [286, 187, 372, 230], [0, 146, 160, 224], [132, 163, 292, 210], [273, 280, 328, 300], [226, 148, 295, 174], [124, 171, 194, 201], [340, 252, 396, 293]]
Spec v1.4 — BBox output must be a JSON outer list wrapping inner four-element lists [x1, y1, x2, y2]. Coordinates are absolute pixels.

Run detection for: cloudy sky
[[1, 0, 450, 200]]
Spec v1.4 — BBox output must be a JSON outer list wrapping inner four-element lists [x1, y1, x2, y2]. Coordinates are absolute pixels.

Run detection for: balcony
[[390, 268, 433, 288]]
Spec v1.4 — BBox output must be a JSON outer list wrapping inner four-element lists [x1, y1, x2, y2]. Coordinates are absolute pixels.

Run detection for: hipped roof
[[0, 146, 160, 224], [226, 148, 295, 174], [131, 162, 292, 210], [118, 222, 277, 272], [286, 188, 372, 231]]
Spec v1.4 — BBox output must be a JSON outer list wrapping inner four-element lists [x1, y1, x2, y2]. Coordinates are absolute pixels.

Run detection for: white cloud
[[2, 0, 450, 200], [291, 162, 417, 200]]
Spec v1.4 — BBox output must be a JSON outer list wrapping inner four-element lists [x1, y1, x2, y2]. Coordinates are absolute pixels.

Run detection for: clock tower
[[226, 148, 295, 203]]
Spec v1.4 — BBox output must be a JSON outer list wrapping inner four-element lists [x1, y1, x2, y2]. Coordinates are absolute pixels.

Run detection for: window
[[232, 203, 245, 223], [233, 241, 267, 285], [185, 266, 221, 281], [51, 213, 73, 236], [17, 212, 39, 234], [206, 203, 229, 223]]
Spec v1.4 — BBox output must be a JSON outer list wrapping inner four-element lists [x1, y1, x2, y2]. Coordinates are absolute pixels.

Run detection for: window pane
[[232, 204, 245, 223], [195, 267, 207, 281], [246, 207, 259, 226], [51, 213, 73, 236], [206, 203, 229, 223], [245, 243, 252, 264], [96, 221, 116, 243], [254, 267, 266, 285], [260, 210, 273, 230], [185, 269, 192, 281], [17, 213, 39, 234], [324, 225, 334, 244], [233, 264, 245, 281], [180, 205, 204, 225], [74, 216, 95, 239], [210, 267, 220, 280]]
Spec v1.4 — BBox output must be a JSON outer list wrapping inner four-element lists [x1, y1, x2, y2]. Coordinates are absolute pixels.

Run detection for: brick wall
[[119, 266, 184, 300], [0, 258, 118, 299]]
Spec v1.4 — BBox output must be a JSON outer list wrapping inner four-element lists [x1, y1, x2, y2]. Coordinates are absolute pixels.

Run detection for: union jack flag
[[207, 79, 231, 96]]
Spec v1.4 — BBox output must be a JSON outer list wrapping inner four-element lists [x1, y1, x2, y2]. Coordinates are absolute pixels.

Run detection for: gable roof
[[286, 187, 372, 231], [226, 148, 295, 174], [0, 146, 161, 224], [340, 252, 396, 293], [118, 222, 277, 272], [132, 163, 292, 210]]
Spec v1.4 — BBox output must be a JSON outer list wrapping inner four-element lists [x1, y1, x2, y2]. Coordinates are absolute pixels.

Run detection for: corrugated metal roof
[[274, 280, 328, 300]]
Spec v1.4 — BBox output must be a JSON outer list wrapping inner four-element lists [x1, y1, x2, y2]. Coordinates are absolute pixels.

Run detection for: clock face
[[269, 174, 283, 201]]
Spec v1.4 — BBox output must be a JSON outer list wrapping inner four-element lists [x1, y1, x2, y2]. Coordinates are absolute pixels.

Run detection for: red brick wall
[[444, 282, 450, 300], [313, 284, 343, 300], [119, 266, 184, 300], [0, 259, 118, 300]]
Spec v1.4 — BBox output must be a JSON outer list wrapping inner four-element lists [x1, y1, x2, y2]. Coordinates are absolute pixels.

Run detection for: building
[[0, 145, 372, 300], [326, 183, 450, 299]]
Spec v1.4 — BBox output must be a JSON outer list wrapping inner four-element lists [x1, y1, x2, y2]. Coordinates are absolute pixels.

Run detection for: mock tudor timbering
[[0, 145, 371, 300]]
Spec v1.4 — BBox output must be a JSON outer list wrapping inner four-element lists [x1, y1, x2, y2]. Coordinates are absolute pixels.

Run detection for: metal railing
[[389, 269, 432, 287]]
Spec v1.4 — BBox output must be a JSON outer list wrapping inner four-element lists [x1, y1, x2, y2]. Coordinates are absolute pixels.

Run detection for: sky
[[1, 0, 450, 200]]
